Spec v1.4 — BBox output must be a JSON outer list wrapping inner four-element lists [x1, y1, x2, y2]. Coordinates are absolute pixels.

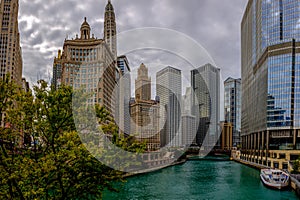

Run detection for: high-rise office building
[[182, 87, 193, 115], [130, 64, 160, 151], [181, 115, 197, 147], [224, 77, 241, 147], [54, 1, 118, 115], [0, 0, 23, 128], [191, 63, 220, 149], [60, 17, 117, 115], [0, 0, 22, 84], [241, 0, 300, 169], [156, 66, 182, 147], [182, 87, 197, 147], [117, 55, 131, 135], [52, 50, 63, 90]]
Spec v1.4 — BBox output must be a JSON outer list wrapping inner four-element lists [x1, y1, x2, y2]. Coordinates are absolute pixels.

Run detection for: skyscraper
[[60, 17, 117, 115], [52, 50, 63, 90], [191, 63, 220, 149], [224, 77, 241, 147], [182, 87, 197, 147], [156, 66, 182, 147], [241, 0, 300, 169], [0, 0, 23, 128], [53, 1, 119, 116], [104, 0, 117, 60], [117, 55, 131, 135], [0, 0, 22, 84], [135, 63, 151, 101], [130, 64, 160, 151]]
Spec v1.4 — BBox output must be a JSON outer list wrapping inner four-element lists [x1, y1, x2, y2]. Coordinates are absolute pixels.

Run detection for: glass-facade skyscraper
[[191, 64, 220, 149], [117, 55, 131, 136], [241, 0, 300, 168], [224, 77, 241, 147], [156, 66, 182, 147]]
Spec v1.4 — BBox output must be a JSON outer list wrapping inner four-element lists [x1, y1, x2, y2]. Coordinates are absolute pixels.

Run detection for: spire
[[105, 0, 114, 11]]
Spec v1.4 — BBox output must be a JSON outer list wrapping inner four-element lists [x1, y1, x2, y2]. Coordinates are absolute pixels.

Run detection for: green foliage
[[0, 79, 145, 199], [292, 158, 300, 174], [0, 75, 17, 123]]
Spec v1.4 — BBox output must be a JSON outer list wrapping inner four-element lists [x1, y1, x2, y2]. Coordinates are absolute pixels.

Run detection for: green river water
[[103, 160, 298, 200]]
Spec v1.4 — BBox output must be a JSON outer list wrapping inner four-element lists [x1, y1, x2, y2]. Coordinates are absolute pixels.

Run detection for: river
[[103, 159, 298, 200]]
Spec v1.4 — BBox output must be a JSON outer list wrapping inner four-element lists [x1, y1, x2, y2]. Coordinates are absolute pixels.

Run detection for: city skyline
[[1, 0, 300, 198], [18, 0, 247, 86]]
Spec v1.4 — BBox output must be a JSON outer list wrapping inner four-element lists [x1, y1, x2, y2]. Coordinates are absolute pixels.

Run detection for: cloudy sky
[[19, 0, 248, 86]]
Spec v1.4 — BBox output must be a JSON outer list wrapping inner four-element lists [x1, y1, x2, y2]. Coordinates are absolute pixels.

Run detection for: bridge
[[186, 148, 232, 158]]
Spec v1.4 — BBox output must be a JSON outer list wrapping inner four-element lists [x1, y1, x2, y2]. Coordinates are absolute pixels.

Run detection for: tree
[[0, 80, 146, 199], [0, 75, 17, 124], [292, 158, 300, 174]]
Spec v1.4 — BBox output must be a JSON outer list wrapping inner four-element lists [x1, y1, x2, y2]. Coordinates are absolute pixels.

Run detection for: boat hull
[[260, 174, 289, 190]]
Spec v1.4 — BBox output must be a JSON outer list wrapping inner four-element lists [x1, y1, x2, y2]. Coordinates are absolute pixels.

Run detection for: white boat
[[260, 169, 290, 190]]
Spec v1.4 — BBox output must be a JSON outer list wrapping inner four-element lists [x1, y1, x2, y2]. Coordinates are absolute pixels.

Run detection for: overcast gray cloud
[[18, 0, 248, 85]]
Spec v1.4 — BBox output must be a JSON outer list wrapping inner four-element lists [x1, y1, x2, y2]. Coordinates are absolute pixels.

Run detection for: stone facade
[[54, 1, 119, 116], [0, 0, 22, 84], [130, 64, 160, 152], [220, 122, 233, 150]]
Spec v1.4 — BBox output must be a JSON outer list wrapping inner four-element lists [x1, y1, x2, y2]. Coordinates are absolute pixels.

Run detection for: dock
[[233, 155, 300, 197]]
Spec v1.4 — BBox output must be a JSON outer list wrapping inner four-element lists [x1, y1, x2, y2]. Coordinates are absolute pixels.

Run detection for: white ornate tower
[[104, 0, 117, 59], [135, 63, 151, 101], [80, 17, 91, 40]]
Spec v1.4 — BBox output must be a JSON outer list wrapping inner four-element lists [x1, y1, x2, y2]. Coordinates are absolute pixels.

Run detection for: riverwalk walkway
[[123, 159, 186, 178]]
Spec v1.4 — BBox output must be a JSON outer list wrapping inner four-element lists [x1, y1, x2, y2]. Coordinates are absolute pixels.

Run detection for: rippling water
[[103, 160, 298, 200]]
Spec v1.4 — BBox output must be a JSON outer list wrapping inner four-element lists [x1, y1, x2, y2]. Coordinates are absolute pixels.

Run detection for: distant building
[[117, 55, 131, 135], [130, 64, 160, 151], [117, 55, 130, 75], [182, 87, 197, 146], [21, 78, 30, 93], [135, 63, 151, 101], [224, 77, 241, 147], [182, 115, 197, 147], [191, 63, 220, 150], [156, 66, 182, 147], [0, 0, 23, 84], [182, 87, 193, 115], [52, 50, 63, 90], [220, 122, 233, 150]]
